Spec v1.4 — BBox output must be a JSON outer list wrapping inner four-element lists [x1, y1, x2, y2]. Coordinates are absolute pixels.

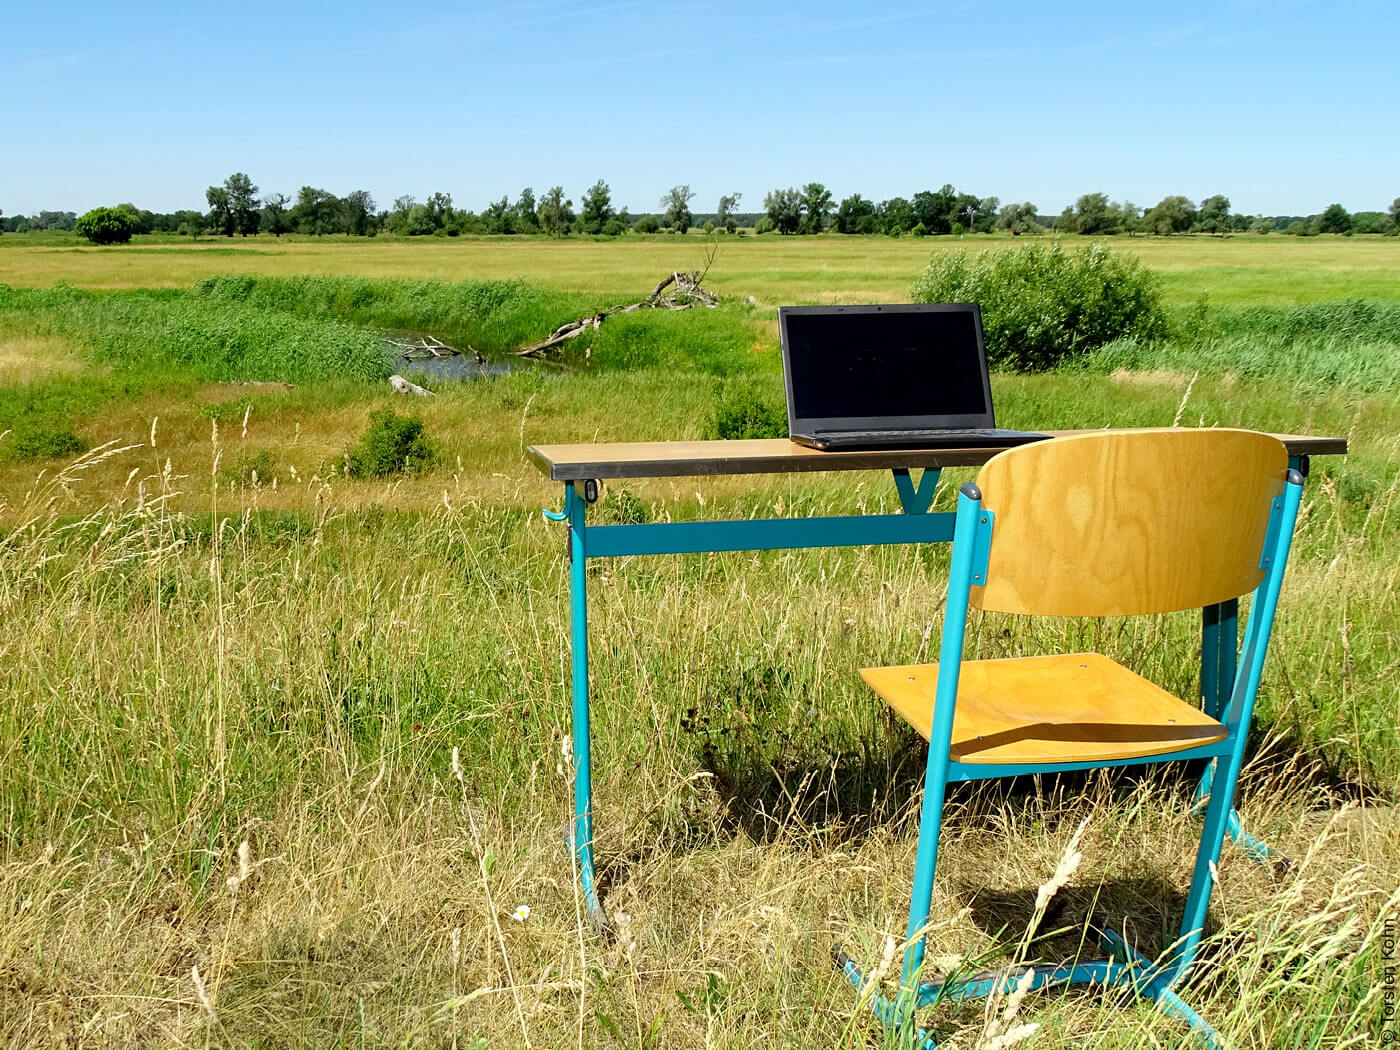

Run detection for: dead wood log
[[389, 374, 435, 397], [511, 270, 723, 357], [515, 313, 606, 357], [390, 336, 461, 361]]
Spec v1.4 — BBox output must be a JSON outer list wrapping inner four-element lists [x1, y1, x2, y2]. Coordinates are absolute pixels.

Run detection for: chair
[[835, 428, 1304, 1047]]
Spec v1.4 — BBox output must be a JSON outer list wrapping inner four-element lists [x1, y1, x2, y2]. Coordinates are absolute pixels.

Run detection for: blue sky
[[5, 0, 1397, 217]]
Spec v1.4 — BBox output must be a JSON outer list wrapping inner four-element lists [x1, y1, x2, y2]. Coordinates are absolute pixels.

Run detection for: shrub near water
[[911, 241, 1168, 369], [345, 408, 438, 477]]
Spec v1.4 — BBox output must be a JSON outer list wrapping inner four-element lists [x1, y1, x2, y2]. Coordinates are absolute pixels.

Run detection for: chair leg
[[896, 770, 952, 1038], [836, 934, 1223, 1048], [1174, 751, 1241, 983]]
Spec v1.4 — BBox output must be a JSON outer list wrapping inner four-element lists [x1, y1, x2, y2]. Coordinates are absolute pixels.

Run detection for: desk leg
[[892, 468, 941, 514], [567, 483, 608, 930]]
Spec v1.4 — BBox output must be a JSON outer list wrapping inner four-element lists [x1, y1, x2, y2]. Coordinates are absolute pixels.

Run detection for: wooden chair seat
[[861, 652, 1227, 764]]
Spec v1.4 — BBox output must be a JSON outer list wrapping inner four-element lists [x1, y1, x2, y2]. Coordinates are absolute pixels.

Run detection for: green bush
[[74, 207, 136, 245], [5, 425, 89, 461], [910, 242, 1168, 370], [345, 409, 438, 478], [707, 381, 786, 439]]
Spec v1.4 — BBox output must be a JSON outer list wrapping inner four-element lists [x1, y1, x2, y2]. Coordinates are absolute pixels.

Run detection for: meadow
[[0, 233, 1396, 1049], [4, 229, 1400, 304]]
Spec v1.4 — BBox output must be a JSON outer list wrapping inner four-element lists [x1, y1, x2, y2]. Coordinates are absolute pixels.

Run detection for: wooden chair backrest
[[972, 429, 1287, 616]]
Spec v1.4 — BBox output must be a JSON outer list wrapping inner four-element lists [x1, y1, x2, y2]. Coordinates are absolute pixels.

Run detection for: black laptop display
[[778, 303, 1048, 451]]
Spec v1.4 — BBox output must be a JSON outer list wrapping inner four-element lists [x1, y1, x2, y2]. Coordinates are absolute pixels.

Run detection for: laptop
[[778, 303, 1049, 451]]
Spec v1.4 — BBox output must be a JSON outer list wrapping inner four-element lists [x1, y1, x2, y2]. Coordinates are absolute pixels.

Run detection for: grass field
[[4, 230, 1400, 305], [1, 235, 1396, 1049]]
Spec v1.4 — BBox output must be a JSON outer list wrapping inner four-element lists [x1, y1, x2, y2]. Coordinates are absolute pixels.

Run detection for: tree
[[513, 188, 539, 233], [221, 172, 260, 236], [950, 193, 981, 233], [537, 186, 574, 237], [1121, 202, 1142, 236], [1197, 194, 1231, 236], [912, 184, 956, 234], [578, 180, 614, 235], [292, 186, 338, 235], [1068, 192, 1120, 235], [261, 192, 292, 237], [1145, 195, 1196, 235], [835, 194, 877, 234], [995, 201, 1038, 236], [75, 206, 136, 244], [661, 184, 697, 233], [633, 214, 660, 234], [383, 195, 417, 236], [31, 211, 77, 231], [1318, 203, 1351, 234], [1350, 211, 1392, 234], [337, 190, 376, 236], [172, 209, 206, 238], [878, 197, 916, 235], [205, 185, 234, 236], [482, 197, 514, 234], [1250, 215, 1273, 235], [114, 203, 153, 235], [763, 187, 803, 235], [423, 192, 454, 232], [716, 192, 742, 233], [972, 196, 1000, 233], [799, 182, 833, 234]]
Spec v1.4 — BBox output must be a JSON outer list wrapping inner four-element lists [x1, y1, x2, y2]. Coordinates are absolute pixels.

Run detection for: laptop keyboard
[[820, 428, 1007, 441], [806, 428, 1049, 450]]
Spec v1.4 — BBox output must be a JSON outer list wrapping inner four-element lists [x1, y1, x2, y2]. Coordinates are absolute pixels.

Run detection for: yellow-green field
[[1, 236, 1396, 1049], [5, 231, 1400, 305]]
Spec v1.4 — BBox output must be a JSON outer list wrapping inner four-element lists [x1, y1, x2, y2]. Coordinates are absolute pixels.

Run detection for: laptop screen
[[779, 304, 995, 431]]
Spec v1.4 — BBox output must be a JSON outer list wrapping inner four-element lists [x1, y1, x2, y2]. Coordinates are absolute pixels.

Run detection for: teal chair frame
[[836, 466, 1305, 1048]]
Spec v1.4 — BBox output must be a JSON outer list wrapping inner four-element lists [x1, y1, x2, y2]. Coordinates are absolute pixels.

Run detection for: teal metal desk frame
[[531, 436, 1340, 932]]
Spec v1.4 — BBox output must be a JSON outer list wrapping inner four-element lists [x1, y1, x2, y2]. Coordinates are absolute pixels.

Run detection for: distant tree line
[[758, 185, 1400, 239], [4, 176, 1398, 241]]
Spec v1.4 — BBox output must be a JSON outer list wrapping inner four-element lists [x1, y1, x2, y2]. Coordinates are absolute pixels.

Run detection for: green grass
[[0, 417, 1393, 1047], [5, 230, 1399, 307], [0, 243, 1396, 1049], [0, 284, 393, 385]]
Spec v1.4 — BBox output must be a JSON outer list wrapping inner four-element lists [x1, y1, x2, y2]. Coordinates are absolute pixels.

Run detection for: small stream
[[384, 329, 530, 380]]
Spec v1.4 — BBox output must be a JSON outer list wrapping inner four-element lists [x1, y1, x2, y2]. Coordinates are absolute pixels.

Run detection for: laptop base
[[791, 428, 1050, 452]]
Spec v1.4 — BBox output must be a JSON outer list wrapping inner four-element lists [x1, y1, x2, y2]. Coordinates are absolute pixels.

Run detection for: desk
[[528, 433, 1348, 928]]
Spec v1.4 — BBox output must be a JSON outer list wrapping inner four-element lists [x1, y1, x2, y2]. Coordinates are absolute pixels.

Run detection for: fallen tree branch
[[390, 336, 459, 360], [514, 271, 720, 357], [389, 374, 435, 397]]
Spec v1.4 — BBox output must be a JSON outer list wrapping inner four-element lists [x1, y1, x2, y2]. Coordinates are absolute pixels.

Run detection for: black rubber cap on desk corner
[[959, 482, 982, 501]]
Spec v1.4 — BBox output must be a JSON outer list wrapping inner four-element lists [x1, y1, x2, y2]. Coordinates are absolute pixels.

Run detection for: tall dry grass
[[1, 417, 1395, 1047]]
